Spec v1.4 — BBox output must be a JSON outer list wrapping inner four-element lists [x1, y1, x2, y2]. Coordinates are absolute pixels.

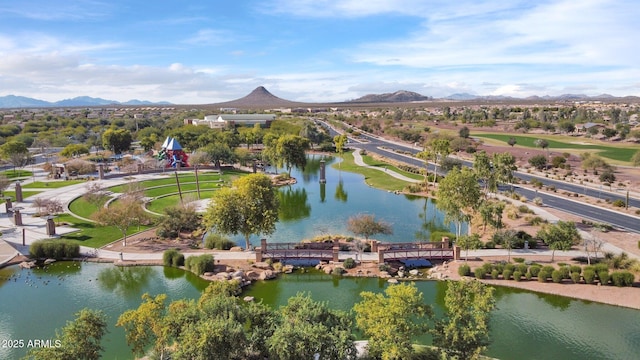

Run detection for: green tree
[[276, 134, 310, 175], [534, 138, 549, 153], [347, 213, 393, 240], [536, 221, 581, 261], [92, 194, 150, 246], [473, 151, 495, 195], [268, 293, 357, 360], [24, 308, 107, 360], [416, 147, 435, 186], [457, 233, 482, 261], [459, 126, 470, 138], [354, 283, 432, 360], [432, 280, 496, 360], [102, 128, 133, 154], [528, 154, 548, 170], [333, 134, 348, 165], [507, 137, 517, 147], [60, 144, 90, 158], [0, 139, 32, 172], [581, 153, 609, 173], [204, 173, 279, 250], [203, 142, 235, 170], [431, 138, 451, 187], [117, 294, 169, 359], [436, 167, 482, 238], [493, 152, 518, 191]]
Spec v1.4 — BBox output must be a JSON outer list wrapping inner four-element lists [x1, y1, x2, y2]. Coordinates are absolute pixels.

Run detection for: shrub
[[332, 267, 346, 276], [597, 270, 610, 285], [612, 199, 625, 208], [570, 272, 581, 284], [484, 241, 495, 249], [610, 271, 635, 287], [542, 265, 555, 274], [494, 263, 505, 275], [184, 254, 215, 275], [517, 264, 528, 274], [29, 240, 80, 259], [204, 233, 235, 250], [504, 263, 516, 273], [474, 268, 486, 279], [481, 263, 494, 273], [491, 269, 499, 279], [458, 264, 471, 276], [513, 257, 525, 263], [378, 263, 391, 272], [537, 270, 549, 282], [529, 265, 541, 277], [513, 271, 522, 282], [525, 271, 533, 281], [558, 266, 571, 279], [551, 270, 563, 283], [583, 269, 596, 284], [502, 269, 513, 280], [594, 263, 609, 273], [570, 265, 582, 274], [343, 258, 356, 269], [163, 249, 184, 267]]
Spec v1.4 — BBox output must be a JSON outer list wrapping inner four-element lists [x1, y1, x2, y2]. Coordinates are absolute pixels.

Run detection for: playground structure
[[157, 136, 189, 168]]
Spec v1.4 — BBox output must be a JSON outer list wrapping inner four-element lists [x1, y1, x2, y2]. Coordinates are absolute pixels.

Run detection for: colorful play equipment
[[157, 136, 189, 168]]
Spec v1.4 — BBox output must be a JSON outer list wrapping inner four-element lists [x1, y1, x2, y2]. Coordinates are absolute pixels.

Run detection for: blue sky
[[0, 0, 639, 104]]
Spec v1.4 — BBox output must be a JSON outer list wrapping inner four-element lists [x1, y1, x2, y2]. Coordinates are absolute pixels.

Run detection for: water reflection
[[334, 179, 348, 202], [278, 187, 311, 222], [301, 156, 335, 183], [98, 266, 153, 297], [319, 182, 326, 202]]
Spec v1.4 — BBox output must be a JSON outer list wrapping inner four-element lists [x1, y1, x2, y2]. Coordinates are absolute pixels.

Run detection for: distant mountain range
[[0, 95, 171, 108], [2, 87, 639, 109]]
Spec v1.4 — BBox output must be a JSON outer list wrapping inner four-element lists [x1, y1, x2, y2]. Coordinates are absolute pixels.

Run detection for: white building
[[185, 114, 276, 128]]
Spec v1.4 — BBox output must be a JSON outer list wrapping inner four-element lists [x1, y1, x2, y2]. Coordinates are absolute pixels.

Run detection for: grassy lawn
[[334, 152, 414, 192], [473, 133, 639, 162], [2, 190, 42, 202], [0, 169, 33, 179], [107, 170, 245, 193], [68, 196, 106, 219], [146, 190, 215, 214], [23, 180, 85, 189], [142, 182, 223, 197], [361, 154, 424, 181], [58, 213, 154, 248]]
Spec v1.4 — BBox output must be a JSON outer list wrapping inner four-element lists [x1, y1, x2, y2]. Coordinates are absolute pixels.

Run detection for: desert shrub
[[502, 269, 513, 280], [570, 272, 581, 284], [517, 264, 528, 274], [597, 270, 610, 285], [594, 263, 610, 273], [537, 270, 549, 282], [29, 240, 80, 259], [525, 271, 533, 281], [184, 254, 215, 275], [163, 249, 184, 267], [542, 265, 555, 274], [551, 270, 563, 283], [491, 269, 499, 279], [343, 258, 356, 269], [558, 266, 571, 279], [504, 263, 516, 273], [583, 269, 596, 284], [513, 270, 523, 282], [494, 263, 505, 275], [529, 265, 541, 277], [610, 271, 635, 287], [474, 268, 486, 279], [528, 216, 547, 226], [612, 199, 625, 207], [332, 267, 346, 276], [513, 257, 525, 263], [481, 263, 493, 273], [458, 264, 471, 276], [570, 265, 582, 274], [484, 241, 495, 249], [204, 233, 235, 250], [378, 263, 391, 272]]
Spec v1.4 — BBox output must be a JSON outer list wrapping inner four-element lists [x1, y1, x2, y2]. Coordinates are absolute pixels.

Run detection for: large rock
[[216, 272, 230, 280], [246, 271, 261, 280], [253, 262, 272, 270], [259, 270, 276, 280], [229, 246, 243, 252]]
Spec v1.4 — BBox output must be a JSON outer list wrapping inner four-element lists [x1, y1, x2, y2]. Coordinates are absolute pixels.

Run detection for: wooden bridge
[[256, 238, 458, 263]]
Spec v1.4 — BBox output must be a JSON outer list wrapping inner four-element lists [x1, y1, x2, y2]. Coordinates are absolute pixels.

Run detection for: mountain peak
[[213, 86, 301, 107], [349, 90, 432, 103]]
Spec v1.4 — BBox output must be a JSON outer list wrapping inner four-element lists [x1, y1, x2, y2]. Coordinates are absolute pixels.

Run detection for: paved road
[[322, 120, 640, 233]]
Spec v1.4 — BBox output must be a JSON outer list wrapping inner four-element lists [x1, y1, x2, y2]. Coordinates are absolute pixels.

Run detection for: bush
[[583, 269, 596, 284], [504, 263, 516, 273], [610, 271, 635, 287], [491, 269, 499, 279], [570, 265, 582, 274], [537, 270, 549, 282], [184, 254, 215, 275], [204, 233, 236, 250], [513, 271, 523, 282], [597, 270, 610, 285], [163, 249, 184, 267], [494, 263, 505, 275], [343, 258, 356, 269], [529, 265, 541, 277], [29, 240, 80, 259], [513, 257, 525, 263], [558, 266, 571, 279], [458, 264, 471, 277], [481, 263, 493, 274], [484, 241, 495, 249], [332, 267, 346, 276], [474, 268, 486, 279], [612, 199, 625, 208], [517, 264, 528, 274], [502, 269, 513, 280], [378, 263, 391, 272], [551, 270, 563, 283], [570, 272, 581, 284], [525, 271, 533, 281], [594, 263, 609, 273]]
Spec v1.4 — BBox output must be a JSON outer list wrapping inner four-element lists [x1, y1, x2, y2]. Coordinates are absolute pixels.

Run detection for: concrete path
[[351, 148, 421, 183]]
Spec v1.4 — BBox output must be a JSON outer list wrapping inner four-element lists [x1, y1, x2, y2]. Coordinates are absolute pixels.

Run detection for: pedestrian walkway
[[351, 148, 421, 183]]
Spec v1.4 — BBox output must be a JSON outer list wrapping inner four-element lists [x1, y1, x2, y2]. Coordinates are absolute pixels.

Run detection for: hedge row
[[30, 240, 80, 259]]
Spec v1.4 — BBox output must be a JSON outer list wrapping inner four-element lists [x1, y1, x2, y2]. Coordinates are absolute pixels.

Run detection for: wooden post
[[174, 171, 183, 204], [195, 165, 201, 199]]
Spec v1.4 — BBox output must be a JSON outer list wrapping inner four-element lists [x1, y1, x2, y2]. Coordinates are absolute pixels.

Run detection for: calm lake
[[2, 263, 639, 360]]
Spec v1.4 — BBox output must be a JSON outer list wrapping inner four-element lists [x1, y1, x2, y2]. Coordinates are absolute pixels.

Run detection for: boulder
[[379, 271, 391, 278], [246, 271, 261, 280], [243, 296, 254, 302], [253, 262, 272, 270], [216, 272, 230, 280], [283, 265, 294, 274], [229, 246, 243, 252], [323, 266, 333, 274], [259, 270, 276, 280], [388, 278, 399, 284], [409, 269, 419, 276], [44, 259, 56, 265]]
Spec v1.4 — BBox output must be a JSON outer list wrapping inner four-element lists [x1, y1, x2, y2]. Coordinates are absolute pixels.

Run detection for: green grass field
[[0, 169, 33, 179], [334, 152, 415, 191], [473, 133, 639, 162], [2, 190, 42, 202], [361, 154, 425, 181], [23, 180, 85, 189], [146, 190, 216, 214], [58, 213, 153, 248]]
